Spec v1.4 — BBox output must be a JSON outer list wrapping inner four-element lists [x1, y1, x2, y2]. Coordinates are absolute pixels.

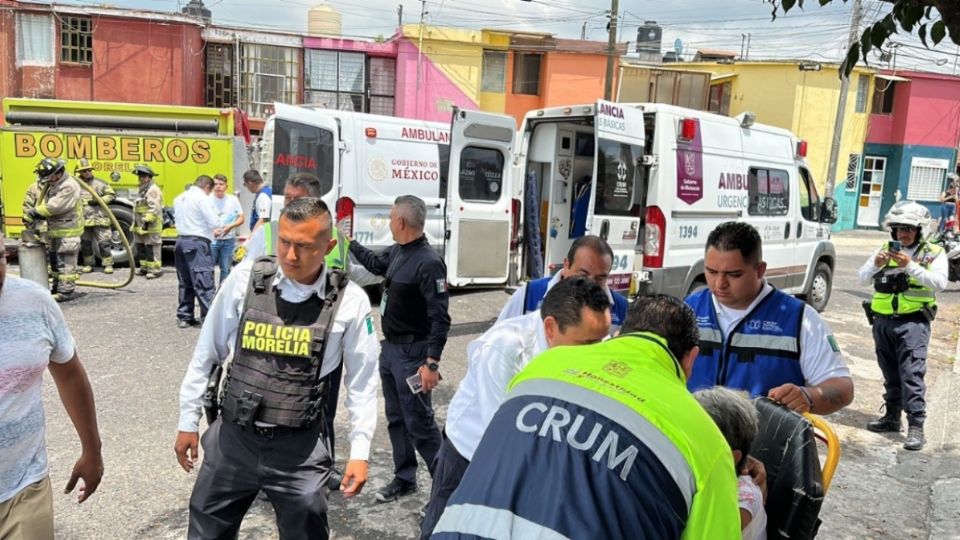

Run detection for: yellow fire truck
[[0, 98, 251, 258]]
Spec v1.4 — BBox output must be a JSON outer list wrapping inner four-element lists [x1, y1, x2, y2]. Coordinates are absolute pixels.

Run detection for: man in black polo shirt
[[350, 194, 450, 503]]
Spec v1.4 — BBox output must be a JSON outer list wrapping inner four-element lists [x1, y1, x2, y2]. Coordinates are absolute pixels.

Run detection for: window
[[512, 53, 542, 95], [60, 16, 92, 64], [871, 80, 897, 114], [368, 57, 396, 116], [855, 74, 869, 113], [595, 139, 643, 216], [845, 153, 862, 192], [240, 44, 299, 118], [799, 167, 821, 222], [748, 167, 790, 216], [708, 82, 732, 116], [482, 51, 507, 93], [205, 44, 234, 108], [272, 118, 335, 197], [906, 157, 950, 201], [305, 51, 396, 115], [458, 147, 504, 203], [16, 13, 55, 65]]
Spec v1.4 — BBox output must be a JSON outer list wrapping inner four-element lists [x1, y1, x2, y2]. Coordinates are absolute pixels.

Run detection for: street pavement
[[17, 229, 960, 539]]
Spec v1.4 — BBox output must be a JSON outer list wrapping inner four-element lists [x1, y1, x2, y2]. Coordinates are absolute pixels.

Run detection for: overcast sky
[[57, 0, 959, 73]]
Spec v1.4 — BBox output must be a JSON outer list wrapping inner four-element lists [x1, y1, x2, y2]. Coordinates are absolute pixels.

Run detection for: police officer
[[349, 194, 450, 503], [433, 294, 741, 539], [25, 158, 84, 301], [497, 235, 629, 334], [76, 158, 117, 274], [175, 197, 380, 539], [131, 164, 164, 279], [686, 222, 854, 415], [858, 201, 947, 451]]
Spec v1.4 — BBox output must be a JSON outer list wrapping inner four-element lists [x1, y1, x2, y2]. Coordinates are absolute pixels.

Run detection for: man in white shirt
[[209, 173, 244, 287], [0, 231, 103, 538], [174, 198, 379, 540], [173, 175, 223, 329], [419, 276, 612, 538]]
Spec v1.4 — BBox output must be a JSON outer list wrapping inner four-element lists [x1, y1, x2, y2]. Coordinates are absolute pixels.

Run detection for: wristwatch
[[426, 359, 440, 372]]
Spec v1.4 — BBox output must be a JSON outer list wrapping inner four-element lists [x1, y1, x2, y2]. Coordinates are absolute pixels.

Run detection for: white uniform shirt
[[857, 242, 948, 291], [445, 311, 548, 461], [253, 191, 272, 228], [174, 186, 220, 240], [712, 282, 850, 386], [497, 273, 621, 334], [178, 259, 380, 460]]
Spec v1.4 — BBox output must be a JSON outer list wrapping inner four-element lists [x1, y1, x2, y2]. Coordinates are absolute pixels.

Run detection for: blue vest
[[686, 287, 805, 397], [249, 185, 272, 229], [523, 275, 628, 328]]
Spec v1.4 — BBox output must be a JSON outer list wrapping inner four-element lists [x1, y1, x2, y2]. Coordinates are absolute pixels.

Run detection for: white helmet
[[883, 200, 931, 230]]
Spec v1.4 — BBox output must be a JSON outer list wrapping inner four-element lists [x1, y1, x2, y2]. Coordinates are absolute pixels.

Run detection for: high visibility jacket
[[36, 176, 84, 238], [132, 181, 163, 235], [433, 332, 740, 540], [264, 220, 351, 272], [79, 177, 117, 227], [871, 241, 941, 316], [523, 275, 629, 328], [686, 287, 806, 398]]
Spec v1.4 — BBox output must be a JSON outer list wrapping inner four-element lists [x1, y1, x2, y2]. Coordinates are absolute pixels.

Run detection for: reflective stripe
[[265, 221, 275, 256], [698, 327, 722, 344], [904, 289, 935, 299], [434, 503, 570, 540], [729, 333, 798, 353], [506, 378, 696, 512]]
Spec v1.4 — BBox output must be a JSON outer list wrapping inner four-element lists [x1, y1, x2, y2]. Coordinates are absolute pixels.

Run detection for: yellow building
[[678, 61, 876, 204]]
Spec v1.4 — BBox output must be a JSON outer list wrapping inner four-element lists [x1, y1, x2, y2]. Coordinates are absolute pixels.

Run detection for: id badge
[[380, 291, 388, 313]]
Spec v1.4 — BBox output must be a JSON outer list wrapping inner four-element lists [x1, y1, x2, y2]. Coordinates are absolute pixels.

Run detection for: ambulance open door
[[586, 101, 645, 291], [270, 103, 341, 212], [444, 109, 516, 287]]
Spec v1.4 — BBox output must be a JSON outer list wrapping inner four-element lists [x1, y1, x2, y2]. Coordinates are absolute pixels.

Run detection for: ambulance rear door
[[269, 103, 341, 213], [444, 109, 516, 287]]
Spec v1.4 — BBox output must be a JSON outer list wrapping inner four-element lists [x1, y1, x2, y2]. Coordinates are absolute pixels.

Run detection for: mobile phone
[[889, 240, 901, 252], [406, 373, 424, 394]]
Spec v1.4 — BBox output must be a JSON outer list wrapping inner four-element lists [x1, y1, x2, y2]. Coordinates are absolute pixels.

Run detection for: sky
[[54, 0, 960, 74]]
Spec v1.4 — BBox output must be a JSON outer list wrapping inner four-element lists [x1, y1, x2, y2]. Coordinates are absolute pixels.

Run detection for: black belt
[[873, 311, 927, 321], [385, 333, 428, 344], [250, 423, 305, 439], [179, 235, 211, 243]]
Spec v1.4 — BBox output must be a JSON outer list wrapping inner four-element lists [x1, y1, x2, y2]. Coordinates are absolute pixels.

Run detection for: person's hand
[[740, 455, 768, 502], [889, 250, 912, 268], [874, 251, 891, 267], [26, 208, 42, 221], [418, 361, 440, 393], [768, 383, 813, 413], [174, 431, 200, 473], [213, 227, 224, 238], [340, 460, 368, 498], [65, 449, 104, 503]]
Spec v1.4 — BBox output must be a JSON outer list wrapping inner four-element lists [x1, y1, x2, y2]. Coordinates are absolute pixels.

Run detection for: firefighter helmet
[[35, 157, 65, 179], [884, 200, 931, 232], [75, 158, 94, 174], [132, 164, 158, 177]]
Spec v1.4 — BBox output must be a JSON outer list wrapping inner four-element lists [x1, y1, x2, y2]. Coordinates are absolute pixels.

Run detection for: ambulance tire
[[802, 261, 832, 313], [108, 205, 135, 266], [686, 279, 708, 298]]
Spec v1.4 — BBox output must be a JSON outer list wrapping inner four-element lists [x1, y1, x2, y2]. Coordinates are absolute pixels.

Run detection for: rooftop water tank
[[308, 4, 342, 37]]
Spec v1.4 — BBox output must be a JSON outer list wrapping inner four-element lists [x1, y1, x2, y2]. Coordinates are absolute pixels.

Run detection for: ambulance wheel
[[108, 205, 135, 266], [686, 279, 708, 298], [803, 262, 832, 312]]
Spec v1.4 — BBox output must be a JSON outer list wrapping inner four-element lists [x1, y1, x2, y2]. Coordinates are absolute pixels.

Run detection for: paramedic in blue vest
[[242, 169, 272, 235], [686, 221, 854, 415], [497, 235, 629, 334], [349, 194, 450, 504], [419, 277, 612, 538], [858, 201, 947, 451]]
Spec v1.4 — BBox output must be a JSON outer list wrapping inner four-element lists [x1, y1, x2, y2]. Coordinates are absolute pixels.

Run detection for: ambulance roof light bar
[[796, 139, 808, 158], [739, 111, 756, 128], [679, 118, 697, 141]]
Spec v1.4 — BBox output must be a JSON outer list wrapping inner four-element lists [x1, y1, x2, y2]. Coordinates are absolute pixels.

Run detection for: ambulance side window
[[458, 147, 504, 203], [799, 167, 821, 221], [438, 143, 451, 197], [747, 167, 789, 217], [272, 119, 335, 197]]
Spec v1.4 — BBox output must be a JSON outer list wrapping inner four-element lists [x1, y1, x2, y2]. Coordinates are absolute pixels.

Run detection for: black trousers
[[175, 236, 216, 322], [873, 315, 929, 426], [188, 418, 332, 540], [380, 340, 442, 485], [420, 433, 471, 539]]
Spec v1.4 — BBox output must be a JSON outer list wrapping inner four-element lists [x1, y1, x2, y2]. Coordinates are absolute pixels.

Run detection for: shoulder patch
[[436, 278, 448, 294], [827, 335, 841, 353], [365, 315, 375, 335]]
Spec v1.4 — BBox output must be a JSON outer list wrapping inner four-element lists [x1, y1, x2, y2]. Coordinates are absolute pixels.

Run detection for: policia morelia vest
[[871, 240, 941, 317], [221, 257, 347, 428]]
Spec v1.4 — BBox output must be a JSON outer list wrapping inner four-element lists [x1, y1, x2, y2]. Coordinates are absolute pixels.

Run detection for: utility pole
[[581, 21, 588, 40], [603, 0, 619, 100], [416, 0, 427, 117], [397, 4, 403, 27], [740, 34, 746, 59], [745, 33, 751, 59], [824, 0, 863, 198]]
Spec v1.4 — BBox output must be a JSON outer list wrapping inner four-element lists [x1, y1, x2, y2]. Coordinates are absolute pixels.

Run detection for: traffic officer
[[858, 201, 947, 451], [26, 158, 84, 301], [131, 164, 164, 279], [172, 175, 222, 329], [433, 294, 741, 539], [686, 221, 854, 414], [420, 277, 611, 538], [76, 158, 117, 274], [174, 197, 380, 539], [349, 194, 450, 503], [497, 235, 629, 334]]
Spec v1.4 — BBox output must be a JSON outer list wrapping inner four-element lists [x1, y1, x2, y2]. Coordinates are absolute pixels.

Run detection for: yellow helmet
[[75, 158, 94, 174]]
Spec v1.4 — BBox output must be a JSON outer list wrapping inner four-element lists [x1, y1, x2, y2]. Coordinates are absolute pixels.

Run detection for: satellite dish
[[674, 38, 683, 55]]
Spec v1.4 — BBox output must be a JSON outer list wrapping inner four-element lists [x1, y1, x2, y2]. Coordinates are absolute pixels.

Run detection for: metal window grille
[[240, 44, 299, 118], [60, 15, 92, 64], [845, 153, 862, 192], [512, 53, 542, 95], [205, 44, 234, 108], [907, 162, 948, 202], [482, 51, 506, 93], [16, 13, 55, 65]]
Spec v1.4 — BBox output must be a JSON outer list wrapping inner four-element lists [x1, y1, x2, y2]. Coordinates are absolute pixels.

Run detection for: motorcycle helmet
[[883, 200, 930, 242]]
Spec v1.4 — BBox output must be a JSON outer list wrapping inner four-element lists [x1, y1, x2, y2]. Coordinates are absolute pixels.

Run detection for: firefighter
[[76, 159, 117, 274], [131, 164, 164, 279], [25, 158, 84, 301], [858, 201, 947, 451], [22, 178, 46, 242]]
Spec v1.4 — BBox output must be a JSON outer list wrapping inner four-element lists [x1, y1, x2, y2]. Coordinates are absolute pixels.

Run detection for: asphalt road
[[19, 229, 960, 539]]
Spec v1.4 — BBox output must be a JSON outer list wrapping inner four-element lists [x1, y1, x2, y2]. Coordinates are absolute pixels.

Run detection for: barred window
[[305, 50, 395, 115], [482, 51, 507, 93], [240, 44, 299, 118], [906, 158, 949, 201]]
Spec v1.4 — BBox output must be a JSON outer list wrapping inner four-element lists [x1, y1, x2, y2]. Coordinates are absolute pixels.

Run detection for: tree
[[764, 0, 959, 76]]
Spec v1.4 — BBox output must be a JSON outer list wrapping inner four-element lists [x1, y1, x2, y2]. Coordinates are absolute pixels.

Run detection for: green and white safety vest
[[871, 240, 941, 316]]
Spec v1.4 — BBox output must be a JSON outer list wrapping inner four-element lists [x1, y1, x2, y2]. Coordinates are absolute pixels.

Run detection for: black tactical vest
[[221, 257, 347, 428]]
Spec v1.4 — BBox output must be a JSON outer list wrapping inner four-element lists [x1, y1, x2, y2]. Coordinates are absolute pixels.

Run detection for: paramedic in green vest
[[859, 201, 947, 451], [433, 294, 740, 539]]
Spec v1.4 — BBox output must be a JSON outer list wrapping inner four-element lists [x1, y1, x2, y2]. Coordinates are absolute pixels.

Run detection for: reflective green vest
[[509, 332, 741, 539], [871, 241, 941, 315], [264, 221, 350, 272]]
